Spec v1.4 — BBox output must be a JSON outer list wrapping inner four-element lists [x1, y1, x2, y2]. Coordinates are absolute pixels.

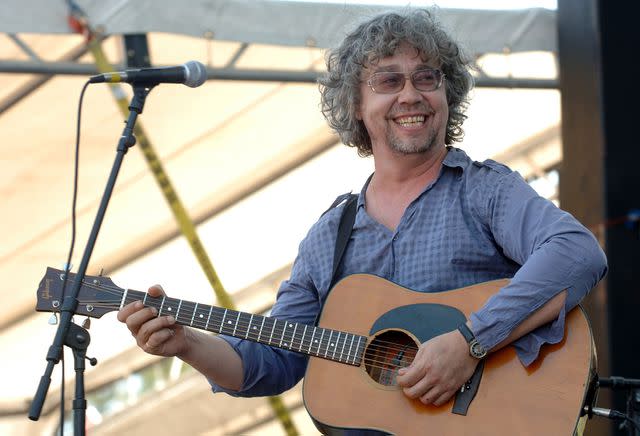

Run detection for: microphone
[[89, 61, 207, 88], [598, 376, 640, 389]]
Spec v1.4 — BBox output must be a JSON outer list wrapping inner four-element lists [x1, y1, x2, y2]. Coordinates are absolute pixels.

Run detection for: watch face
[[470, 341, 487, 359]]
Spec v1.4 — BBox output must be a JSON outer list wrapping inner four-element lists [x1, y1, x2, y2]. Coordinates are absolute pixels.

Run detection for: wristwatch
[[457, 323, 487, 359]]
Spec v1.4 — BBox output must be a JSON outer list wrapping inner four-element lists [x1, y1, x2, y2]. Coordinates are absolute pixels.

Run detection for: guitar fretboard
[[120, 289, 365, 366]]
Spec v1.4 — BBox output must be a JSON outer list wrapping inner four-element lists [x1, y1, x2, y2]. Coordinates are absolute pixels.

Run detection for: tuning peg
[[48, 313, 58, 325], [81, 317, 91, 329]]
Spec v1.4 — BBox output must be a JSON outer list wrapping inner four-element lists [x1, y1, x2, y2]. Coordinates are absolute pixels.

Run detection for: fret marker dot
[[253, 326, 257, 330], [227, 321, 232, 324], [314, 340, 318, 343], [284, 343, 288, 347], [167, 308, 172, 311], [331, 343, 335, 347], [199, 314, 204, 318]]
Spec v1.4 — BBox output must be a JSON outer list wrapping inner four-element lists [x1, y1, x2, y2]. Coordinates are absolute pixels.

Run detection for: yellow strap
[[87, 38, 299, 436]]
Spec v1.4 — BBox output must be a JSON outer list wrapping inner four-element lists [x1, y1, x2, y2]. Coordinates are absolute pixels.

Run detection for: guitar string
[[71, 281, 420, 363], [73, 280, 419, 355], [71, 307, 415, 373], [58, 279, 420, 370], [73, 300, 414, 374], [75, 284, 417, 360], [69, 294, 417, 367]]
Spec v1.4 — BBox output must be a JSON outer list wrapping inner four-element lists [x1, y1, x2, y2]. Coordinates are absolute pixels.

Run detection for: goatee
[[389, 132, 437, 155]]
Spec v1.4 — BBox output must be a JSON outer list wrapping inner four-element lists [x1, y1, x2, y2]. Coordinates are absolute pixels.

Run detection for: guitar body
[[303, 274, 595, 435]]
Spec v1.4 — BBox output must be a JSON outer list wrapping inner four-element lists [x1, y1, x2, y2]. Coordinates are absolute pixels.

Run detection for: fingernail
[[150, 307, 158, 316], [168, 316, 175, 324]]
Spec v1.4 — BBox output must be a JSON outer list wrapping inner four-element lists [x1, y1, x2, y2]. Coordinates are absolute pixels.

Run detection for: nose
[[396, 78, 422, 104]]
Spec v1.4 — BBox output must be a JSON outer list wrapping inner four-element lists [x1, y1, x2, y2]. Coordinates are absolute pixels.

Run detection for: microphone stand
[[584, 376, 640, 436], [29, 83, 155, 435]]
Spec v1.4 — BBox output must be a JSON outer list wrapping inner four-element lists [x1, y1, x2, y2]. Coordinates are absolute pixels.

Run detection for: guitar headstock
[[35, 267, 123, 318]]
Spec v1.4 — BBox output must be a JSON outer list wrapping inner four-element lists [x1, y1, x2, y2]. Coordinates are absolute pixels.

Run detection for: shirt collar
[[356, 146, 470, 209], [441, 146, 468, 171]]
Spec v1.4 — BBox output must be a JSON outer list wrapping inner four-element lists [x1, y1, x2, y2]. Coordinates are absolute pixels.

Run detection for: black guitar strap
[[313, 193, 358, 328], [321, 192, 359, 289]]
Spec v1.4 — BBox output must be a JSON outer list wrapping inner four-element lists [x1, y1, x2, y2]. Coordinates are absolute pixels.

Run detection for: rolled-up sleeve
[[470, 172, 607, 366]]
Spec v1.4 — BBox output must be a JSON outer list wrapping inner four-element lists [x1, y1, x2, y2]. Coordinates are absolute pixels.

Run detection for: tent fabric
[[0, 1, 556, 55]]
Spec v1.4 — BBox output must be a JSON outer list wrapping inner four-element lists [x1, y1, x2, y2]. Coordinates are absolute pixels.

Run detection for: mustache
[[388, 103, 433, 118]]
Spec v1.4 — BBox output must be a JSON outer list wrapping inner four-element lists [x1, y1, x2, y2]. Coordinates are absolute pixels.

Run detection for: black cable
[[609, 410, 640, 434], [589, 407, 640, 435], [625, 416, 640, 435], [57, 79, 90, 436]]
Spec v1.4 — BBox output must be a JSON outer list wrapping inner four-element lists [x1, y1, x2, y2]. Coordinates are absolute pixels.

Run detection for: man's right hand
[[117, 284, 189, 358], [117, 283, 244, 392]]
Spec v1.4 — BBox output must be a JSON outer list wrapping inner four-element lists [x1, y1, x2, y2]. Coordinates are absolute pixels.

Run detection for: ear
[[355, 104, 362, 120]]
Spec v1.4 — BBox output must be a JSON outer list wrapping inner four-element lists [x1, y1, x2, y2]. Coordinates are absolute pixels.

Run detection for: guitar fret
[[258, 316, 266, 343], [158, 296, 166, 316], [353, 336, 363, 365], [291, 324, 299, 350], [317, 329, 326, 356], [232, 312, 240, 336], [299, 325, 308, 352], [176, 300, 182, 319], [205, 306, 213, 330], [309, 328, 317, 353], [220, 309, 228, 334], [339, 332, 347, 362], [279, 321, 287, 347], [332, 332, 340, 360], [246, 314, 254, 339], [347, 335, 355, 364], [142, 292, 148, 305], [175, 299, 183, 320], [191, 303, 198, 326], [269, 318, 277, 345], [119, 288, 129, 311]]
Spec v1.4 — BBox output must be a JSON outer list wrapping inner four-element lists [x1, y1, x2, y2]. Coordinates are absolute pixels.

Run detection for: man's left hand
[[396, 329, 479, 406]]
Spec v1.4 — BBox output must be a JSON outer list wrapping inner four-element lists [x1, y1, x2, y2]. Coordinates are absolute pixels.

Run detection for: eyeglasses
[[367, 69, 445, 94]]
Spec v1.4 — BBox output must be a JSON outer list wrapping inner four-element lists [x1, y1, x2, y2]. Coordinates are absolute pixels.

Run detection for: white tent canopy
[[0, 0, 555, 53]]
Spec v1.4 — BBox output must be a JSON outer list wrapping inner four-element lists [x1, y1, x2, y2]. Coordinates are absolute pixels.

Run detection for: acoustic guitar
[[35, 267, 595, 435]]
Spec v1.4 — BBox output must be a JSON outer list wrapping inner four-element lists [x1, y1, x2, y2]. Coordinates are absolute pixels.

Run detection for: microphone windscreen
[[183, 61, 208, 88]]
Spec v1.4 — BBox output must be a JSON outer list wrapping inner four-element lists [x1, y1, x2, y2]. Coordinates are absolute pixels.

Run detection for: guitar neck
[[120, 289, 365, 367]]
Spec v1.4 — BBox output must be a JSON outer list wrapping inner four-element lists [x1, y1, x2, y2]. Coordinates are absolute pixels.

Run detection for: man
[[118, 8, 606, 413]]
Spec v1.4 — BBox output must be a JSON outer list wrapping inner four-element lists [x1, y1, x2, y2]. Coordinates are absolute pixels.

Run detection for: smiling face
[[356, 42, 449, 156]]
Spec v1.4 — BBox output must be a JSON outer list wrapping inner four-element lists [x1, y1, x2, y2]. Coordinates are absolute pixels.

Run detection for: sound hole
[[364, 330, 418, 387]]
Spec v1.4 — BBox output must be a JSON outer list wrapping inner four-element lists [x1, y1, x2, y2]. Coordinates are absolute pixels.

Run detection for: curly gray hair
[[319, 9, 474, 157]]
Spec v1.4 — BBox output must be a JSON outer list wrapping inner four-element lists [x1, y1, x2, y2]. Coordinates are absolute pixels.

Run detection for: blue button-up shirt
[[213, 147, 607, 397]]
